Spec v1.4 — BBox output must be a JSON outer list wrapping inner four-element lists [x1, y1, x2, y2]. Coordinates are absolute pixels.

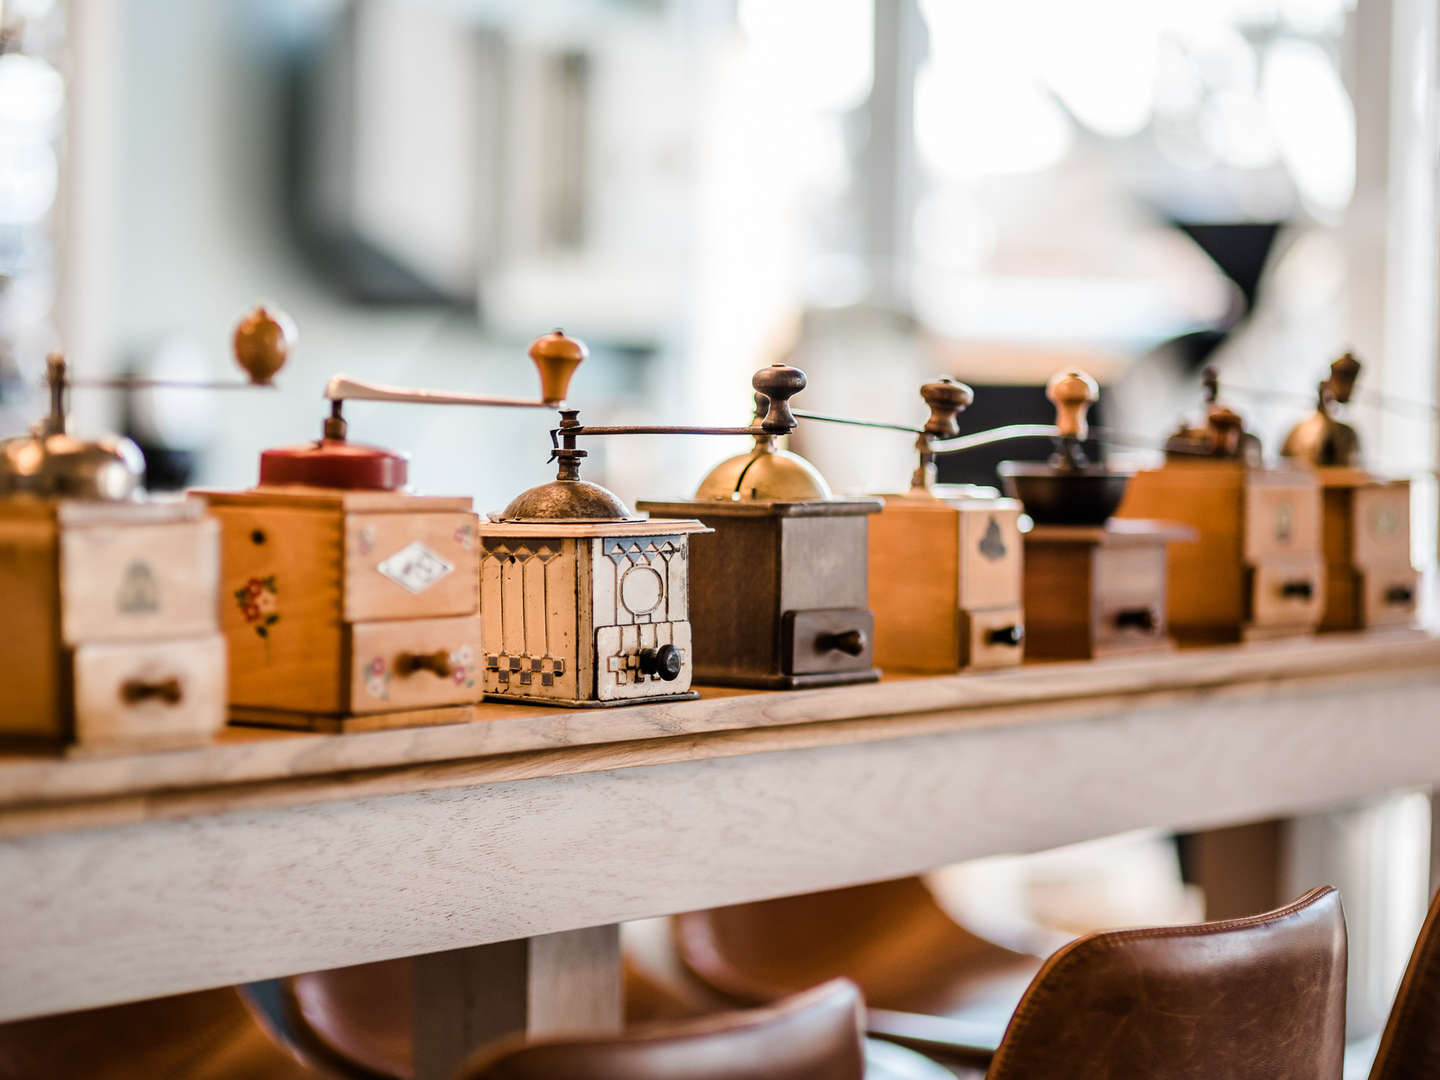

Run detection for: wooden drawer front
[[348, 615, 483, 714], [1352, 486, 1410, 569], [781, 608, 875, 676], [71, 634, 225, 750], [959, 506, 1023, 610], [961, 607, 1025, 670], [1094, 597, 1168, 652], [60, 519, 219, 644], [1248, 557, 1325, 628], [1244, 482, 1319, 563], [1360, 567, 1419, 627], [344, 513, 479, 622]]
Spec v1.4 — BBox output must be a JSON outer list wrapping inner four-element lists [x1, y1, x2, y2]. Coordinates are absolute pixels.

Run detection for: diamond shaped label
[[377, 541, 454, 594]]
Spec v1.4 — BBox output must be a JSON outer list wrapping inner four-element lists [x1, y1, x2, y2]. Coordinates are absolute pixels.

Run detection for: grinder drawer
[[70, 633, 226, 751], [347, 615, 483, 714], [782, 608, 875, 676], [1247, 557, 1325, 628]]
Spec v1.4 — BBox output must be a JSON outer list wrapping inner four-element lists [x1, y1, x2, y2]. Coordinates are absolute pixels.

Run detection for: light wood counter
[[1, 629, 1438, 1026]]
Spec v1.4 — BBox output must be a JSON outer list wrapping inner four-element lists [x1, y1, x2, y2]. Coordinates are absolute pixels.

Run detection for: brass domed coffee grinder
[[1280, 352, 1416, 630], [1117, 368, 1324, 643], [637, 372, 883, 689], [0, 318, 284, 754], [850, 377, 1027, 673], [999, 372, 1192, 660]]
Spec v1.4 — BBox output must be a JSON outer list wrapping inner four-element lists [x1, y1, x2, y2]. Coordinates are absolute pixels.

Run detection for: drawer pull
[[395, 650, 453, 678], [120, 677, 183, 705], [1386, 585, 1415, 606], [1113, 607, 1157, 632], [987, 624, 1025, 647], [638, 644, 683, 681], [1280, 580, 1314, 599], [817, 629, 868, 656]]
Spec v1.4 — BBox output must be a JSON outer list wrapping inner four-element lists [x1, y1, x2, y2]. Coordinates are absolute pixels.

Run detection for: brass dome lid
[[498, 478, 644, 523], [694, 437, 833, 501], [0, 429, 145, 501]]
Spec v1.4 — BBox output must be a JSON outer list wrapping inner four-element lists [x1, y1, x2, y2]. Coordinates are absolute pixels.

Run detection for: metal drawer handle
[[395, 650, 453, 678], [121, 677, 183, 705], [1280, 580, 1314, 599], [818, 629, 868, 656], [1386, 585, 1415, 606], [987, 624, 1025, 647], [1113, 607, 1157, 632]]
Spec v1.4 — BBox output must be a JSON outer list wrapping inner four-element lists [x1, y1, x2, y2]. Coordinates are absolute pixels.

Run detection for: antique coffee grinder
[[1116, 369, 1324, 643], [800, 377, 1028, 674], [473, 360, 810, 705], [637, 375, 884, 689], [1280, 352, 1417, 630], [0, 325, 286, 753], [999, 371, 1192, 661]]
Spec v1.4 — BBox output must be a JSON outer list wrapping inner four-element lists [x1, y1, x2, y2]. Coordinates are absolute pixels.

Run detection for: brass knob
[[987, 624, 1024, 647], [1206, 407, 1245, 457], [529, 330, 587, 407], [638, 644, 683, 681], [818, 628, 867, 656], [920, 377, 974, 438], [233, 305, 297, 385], [1046, 370, 1098, 440], [121, 677, 183, 705], [752, 364, 807, 434], [396, 650, 453, 678]]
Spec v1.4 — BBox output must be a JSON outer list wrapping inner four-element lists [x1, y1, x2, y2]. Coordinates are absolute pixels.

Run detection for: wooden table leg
[[413, 924, 621, 1080]]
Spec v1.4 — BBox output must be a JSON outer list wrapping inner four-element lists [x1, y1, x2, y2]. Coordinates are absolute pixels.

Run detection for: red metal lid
[[258, 439, 409, 491]]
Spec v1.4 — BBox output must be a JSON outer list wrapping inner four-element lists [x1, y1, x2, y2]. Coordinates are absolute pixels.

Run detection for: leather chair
[[673, 876, 1042, 1041], [681, 884, 1348, 1079], [456, 978, 866, 1080], [0, 987, 319, 1079], [1369, 887, 1440, 1080]]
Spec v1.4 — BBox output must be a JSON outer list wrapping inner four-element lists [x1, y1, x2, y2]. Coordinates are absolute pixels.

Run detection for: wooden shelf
[[1, 628, 1437, 837]]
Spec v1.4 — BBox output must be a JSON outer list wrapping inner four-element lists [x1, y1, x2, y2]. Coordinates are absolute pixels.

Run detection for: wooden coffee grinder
[[0, 337, 286, 754], [834, 377, 1027, 673], [998, 371, 1192, 660], [1116, 369, 1324, 643], [1280, 352, 1417, 630], [637, 369, 883, 688]]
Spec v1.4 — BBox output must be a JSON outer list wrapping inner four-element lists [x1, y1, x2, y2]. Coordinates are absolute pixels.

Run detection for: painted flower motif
[[454, 524, 474, 549], [453, 668, 467, 685], [234, 575, 280, 638], [457, 645, 475, 666], [369, 656, 386, 676], [366, 675, 388, 701]]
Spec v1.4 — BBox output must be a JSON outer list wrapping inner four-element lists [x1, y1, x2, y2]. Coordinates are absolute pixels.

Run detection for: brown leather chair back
[[985, 885, 1347, 1080], [458, 978, 865, 1080], [1370, 888, 1440, 1080], [674, 876, 1036, 1014]]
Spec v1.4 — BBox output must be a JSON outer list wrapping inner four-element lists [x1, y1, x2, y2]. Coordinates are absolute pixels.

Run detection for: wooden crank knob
[[233, 305, 297, 385], [752, 364, 807, 434], [919, 377, 974, 438], [1045, 370, 1099, 440], [529, 330, 587, 407]]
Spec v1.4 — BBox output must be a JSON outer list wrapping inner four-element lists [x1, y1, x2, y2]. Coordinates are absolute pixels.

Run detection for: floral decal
[[454, 522, 474, 549], [235, 576, 280, 638], [365, 655, 391, 701], [451, 644, 476, 689]]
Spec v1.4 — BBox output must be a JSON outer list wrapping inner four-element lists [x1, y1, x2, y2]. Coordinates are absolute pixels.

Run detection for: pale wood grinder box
[[194, 488, 482, 731], [0, 497, 225, 754], [1313, 470, 1416, 630]]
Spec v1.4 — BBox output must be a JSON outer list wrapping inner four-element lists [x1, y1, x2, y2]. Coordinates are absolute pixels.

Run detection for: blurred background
[[2, 0, 1437, 1067]]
